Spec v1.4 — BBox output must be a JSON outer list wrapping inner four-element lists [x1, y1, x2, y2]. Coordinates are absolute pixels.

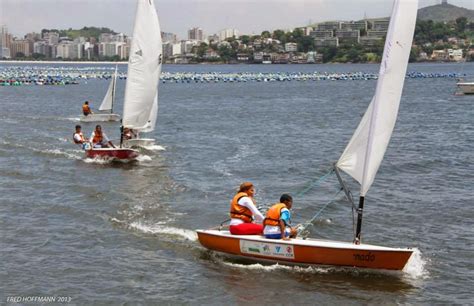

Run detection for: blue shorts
[[264, 231, 290, 239]]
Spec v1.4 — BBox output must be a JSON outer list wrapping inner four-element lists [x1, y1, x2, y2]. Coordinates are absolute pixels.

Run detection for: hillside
[[40, 27, 117, 40], [418, 3, 474, 22]]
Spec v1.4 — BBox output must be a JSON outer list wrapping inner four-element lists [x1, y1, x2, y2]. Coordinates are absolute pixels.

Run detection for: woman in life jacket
[[263, 194, 298, 240], [229, 182, 265, 235]]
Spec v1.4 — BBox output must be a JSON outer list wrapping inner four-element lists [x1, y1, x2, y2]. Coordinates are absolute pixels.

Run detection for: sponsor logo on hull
[[240, 240, 295, 259]]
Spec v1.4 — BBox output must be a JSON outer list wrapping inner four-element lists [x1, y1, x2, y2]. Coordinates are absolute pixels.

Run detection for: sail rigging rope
[[297, 188, 344, 239], [293, 168, 334, 198]]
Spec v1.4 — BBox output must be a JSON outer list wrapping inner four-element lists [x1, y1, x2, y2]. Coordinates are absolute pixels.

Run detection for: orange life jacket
[[92, 130, 103, 144], [82, 104, 91, 115], [230, 192, 253, 223], [73, 132, 85, 144], [263, 203, 287, 227]]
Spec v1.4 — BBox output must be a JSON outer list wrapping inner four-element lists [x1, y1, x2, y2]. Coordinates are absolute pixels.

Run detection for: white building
[[219, 29, 239, 41], [56, 41, 74, 58], [0, 47, 10, 58], [172, 43, 182, 56], [285, 42, 298, 52], [180, 40, 198, 54], [448, 49, 463, 61], [43, 32, 59, 45], [188, 27, 203, 41]]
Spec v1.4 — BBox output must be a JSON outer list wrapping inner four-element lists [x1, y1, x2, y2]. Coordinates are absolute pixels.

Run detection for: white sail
[[98, 66, 117, 111], [140, 94, 158, 133], [122, 0, 162, 131], [336, 0, 418, 196]]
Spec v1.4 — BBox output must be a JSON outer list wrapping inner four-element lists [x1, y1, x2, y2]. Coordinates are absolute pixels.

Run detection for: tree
[[15, 52, 25, 58], [272, 29, 286, 43], [32, 53, 45, 60], [299, 36, 315, 52], [455, 17, 468, 33], [240, 35, 250, 45], [261, 31, 271, 38], [196, 43, 208, 58]]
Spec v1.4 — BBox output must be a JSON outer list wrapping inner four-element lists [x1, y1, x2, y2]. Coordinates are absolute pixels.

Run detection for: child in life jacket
[[263, 194, 298, 240]]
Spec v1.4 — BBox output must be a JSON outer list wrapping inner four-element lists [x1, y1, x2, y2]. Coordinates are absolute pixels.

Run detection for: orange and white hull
[[196, 229, 413, 271]]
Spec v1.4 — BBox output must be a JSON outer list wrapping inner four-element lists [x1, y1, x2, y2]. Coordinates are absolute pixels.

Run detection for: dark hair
[[96, 125, 102, 129], [85, 101, 89, 104], [280, 194, 292, 203], [75, 125, 81, 129]]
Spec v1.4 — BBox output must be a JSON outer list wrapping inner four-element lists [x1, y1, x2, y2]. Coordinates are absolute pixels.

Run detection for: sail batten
[[122, 0, 162, 132], [336, 0, 418, 196]]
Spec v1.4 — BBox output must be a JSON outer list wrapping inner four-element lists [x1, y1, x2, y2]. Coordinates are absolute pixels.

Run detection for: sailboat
[[197, 0, 418, 271], [80, 66, 121, 122], [85, 0, 161, 160], [120, 0, 162, 149], [456, 80, 474, 94]]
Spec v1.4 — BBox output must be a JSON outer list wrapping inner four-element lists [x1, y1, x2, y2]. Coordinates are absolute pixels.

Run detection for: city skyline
[[1, 0, 473, 39]]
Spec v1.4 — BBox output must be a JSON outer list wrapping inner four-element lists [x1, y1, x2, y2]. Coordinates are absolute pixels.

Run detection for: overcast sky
[[1, 0, 473, 38]]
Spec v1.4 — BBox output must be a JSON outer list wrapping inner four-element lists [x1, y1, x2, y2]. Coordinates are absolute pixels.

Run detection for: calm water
[[1, 63, 473, 304]]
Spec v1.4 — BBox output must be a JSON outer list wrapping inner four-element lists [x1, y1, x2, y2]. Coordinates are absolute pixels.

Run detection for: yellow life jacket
[[92, 130, 103, 144], [230, 192, 253, 223], [263, 203, 287, 227], [73, 132, 85, 144]]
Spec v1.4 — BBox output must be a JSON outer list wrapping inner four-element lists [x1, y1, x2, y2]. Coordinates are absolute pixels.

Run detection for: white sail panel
[[122, 0, 162, 130], [140, 94, 158, 133], [336, 0, 418, 196], [98, 67, 117, 111]]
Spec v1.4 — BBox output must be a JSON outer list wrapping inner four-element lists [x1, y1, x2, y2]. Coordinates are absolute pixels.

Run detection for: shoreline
[[0, 60, 469, 65]]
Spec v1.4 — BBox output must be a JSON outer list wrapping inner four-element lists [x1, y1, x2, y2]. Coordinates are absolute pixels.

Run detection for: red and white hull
[[197, 229, 413, 271], [85, 148, 139, 160]]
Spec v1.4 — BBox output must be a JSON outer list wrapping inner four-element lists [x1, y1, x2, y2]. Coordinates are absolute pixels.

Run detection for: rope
[[255, 168, 335, 212], [297, 188, 343, 239], [293, 168, 334, 198]]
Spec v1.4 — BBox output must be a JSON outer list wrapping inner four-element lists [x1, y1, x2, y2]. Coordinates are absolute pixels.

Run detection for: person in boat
[[73, 125, 88, 145], [82, 101, 93, 116], [263, 194, 297, 240], [229, 182, 265, 235], [90, 125, 115, 148], [123, 127, 138, 140]]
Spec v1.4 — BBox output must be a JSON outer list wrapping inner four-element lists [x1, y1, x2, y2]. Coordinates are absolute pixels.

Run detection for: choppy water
[[1, 63, 473, 304]]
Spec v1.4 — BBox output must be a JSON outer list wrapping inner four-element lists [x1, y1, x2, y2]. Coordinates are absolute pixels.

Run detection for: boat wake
[[42, 148, 83, 160], [136, 154, 152, 162], [210, 248, 428, 280], [83, 153, 151, 164], [83, 157, 113, 164], [220, 260, 329, 274], [127, 221, 198, 242], [142, 144, 165, 151], [402, 248, 429, 279]]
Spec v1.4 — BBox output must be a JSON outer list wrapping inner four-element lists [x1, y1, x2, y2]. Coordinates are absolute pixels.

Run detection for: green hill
[[418, 3, 474, 22], [41, 27, 117, 40]]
